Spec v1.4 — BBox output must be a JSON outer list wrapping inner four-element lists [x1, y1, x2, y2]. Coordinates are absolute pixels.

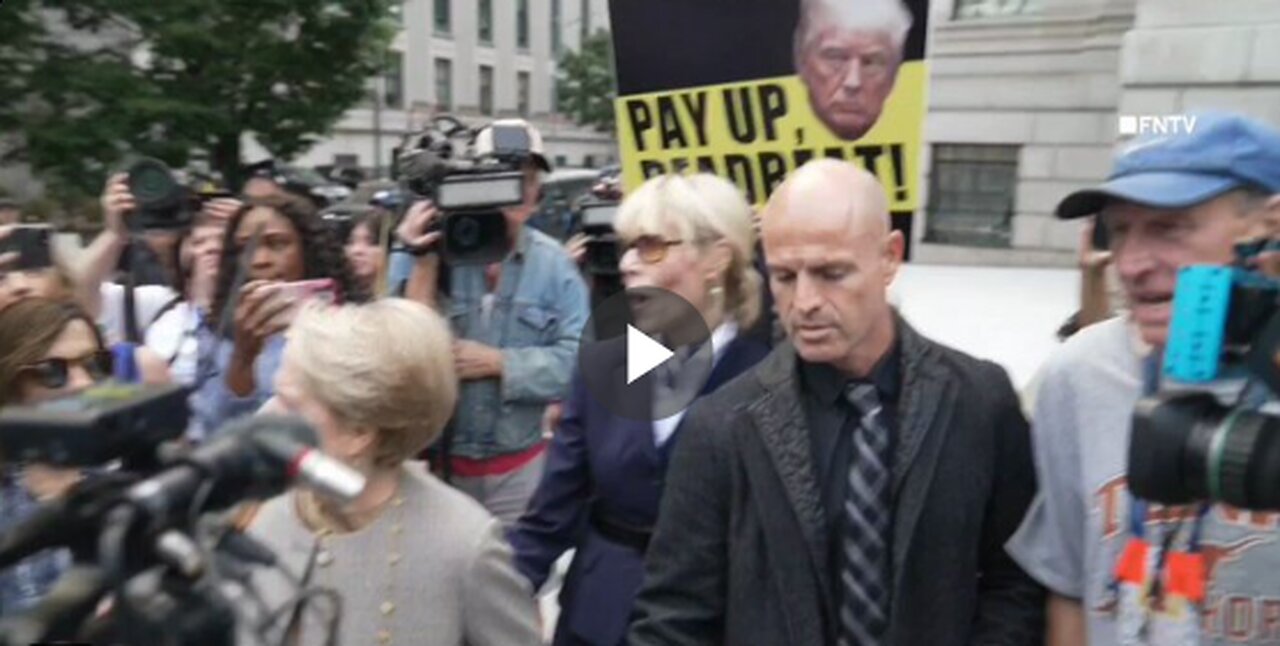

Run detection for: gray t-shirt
[[1008, 317, 1280, 645]]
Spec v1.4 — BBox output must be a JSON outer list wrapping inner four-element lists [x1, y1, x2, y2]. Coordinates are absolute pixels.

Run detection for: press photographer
[[398, 118, 589, 523], [1129, 235, 1280, 514], [1008, 112, 1280, 646]]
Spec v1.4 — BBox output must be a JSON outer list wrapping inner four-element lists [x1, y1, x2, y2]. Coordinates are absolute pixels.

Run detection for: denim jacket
[[0, 471, 71, 614], [192, 331, 286, 440], [445, 226, 589, 460]]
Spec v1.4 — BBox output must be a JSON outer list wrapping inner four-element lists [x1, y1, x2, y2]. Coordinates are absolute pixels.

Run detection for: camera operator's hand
[[232, 281, 293, 361], [1079, 219, 1112, 272], [565, 233, 589, 266], [454, 339, 503, 380], [397, 200, 443, 251], [21, 464, 82, 502], [203, 197, 243, 224], [100, 173, 136, 236]]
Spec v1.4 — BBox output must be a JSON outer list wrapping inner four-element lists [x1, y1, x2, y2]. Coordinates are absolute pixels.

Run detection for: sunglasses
[[18, 351, 113, 390], [622, 235, 686, 264]]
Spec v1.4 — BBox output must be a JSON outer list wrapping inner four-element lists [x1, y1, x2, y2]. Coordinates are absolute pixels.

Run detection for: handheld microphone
[[126, 414, 365, 530]]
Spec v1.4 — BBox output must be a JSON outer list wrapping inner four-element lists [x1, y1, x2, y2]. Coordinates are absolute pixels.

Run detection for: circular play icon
[[577, 286, 714, 422]]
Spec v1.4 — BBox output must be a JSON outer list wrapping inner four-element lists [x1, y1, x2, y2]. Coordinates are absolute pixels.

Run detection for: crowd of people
[[0, 111, 1278, 646]]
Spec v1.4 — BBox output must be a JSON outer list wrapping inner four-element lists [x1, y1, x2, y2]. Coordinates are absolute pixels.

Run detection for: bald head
[[762, 159, 890, 242], [761, 159, 903, 377]]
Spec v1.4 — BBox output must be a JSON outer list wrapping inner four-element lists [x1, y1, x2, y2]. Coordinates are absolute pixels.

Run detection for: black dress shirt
[[800, 338, 901, 603]]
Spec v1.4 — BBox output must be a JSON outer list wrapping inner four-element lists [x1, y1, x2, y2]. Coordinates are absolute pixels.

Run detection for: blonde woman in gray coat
[[242, 299, 540, 646]]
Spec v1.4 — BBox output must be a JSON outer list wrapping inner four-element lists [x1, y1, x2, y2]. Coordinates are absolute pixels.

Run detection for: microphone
[[126, 414, 365, 530]]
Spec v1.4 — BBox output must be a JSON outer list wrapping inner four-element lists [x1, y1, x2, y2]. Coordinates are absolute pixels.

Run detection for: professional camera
[[1129, 240, 1280, 511], [125, 157, 232, 231], [0, 382, 363, 645], [392, 116, 532, 265], [577, 199, 622, 277]]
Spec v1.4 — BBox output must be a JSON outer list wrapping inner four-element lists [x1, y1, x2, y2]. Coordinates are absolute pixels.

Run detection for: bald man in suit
[[628, 160, 1045, 645]]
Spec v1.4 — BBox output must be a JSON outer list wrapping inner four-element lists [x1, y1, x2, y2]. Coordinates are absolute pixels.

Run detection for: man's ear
[[883, 229, 905, 286]]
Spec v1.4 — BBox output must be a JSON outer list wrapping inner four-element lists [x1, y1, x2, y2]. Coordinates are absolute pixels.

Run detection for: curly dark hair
[[210, 193, 369, 336]]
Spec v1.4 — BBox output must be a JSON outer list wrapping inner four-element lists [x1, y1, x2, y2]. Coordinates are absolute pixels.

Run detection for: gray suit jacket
[[628, 318, 1045, 645]]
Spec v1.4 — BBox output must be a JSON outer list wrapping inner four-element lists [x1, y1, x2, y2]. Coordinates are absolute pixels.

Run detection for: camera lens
[[1208, 410, 1280, 510], [1130, 392, 1224, 504], [450, 214, 481, 250], [127, 158, 180, 209]]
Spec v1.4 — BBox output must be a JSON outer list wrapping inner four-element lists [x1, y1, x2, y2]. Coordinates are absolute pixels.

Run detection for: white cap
[[473, 119, 552, 172]]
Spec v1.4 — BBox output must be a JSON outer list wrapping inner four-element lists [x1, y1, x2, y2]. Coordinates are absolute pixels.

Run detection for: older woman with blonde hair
[[508, 173, 772, 646], [244, 298, 540, 646]]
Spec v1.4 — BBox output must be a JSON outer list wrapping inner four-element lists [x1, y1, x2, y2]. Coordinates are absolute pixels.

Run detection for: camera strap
[[122, 239, 142, 345]]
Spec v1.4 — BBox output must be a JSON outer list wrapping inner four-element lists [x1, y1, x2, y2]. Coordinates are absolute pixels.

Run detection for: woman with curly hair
[[194, 193, 367, 440]]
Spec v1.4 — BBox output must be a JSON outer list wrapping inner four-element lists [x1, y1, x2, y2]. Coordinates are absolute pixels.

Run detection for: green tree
[[0, 0, 397, 198], [556, 29, 616, 132]]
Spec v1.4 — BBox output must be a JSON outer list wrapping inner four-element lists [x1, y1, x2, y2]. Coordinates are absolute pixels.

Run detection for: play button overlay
[[627, 325, 673, 384], [578, 286, 714, 422]]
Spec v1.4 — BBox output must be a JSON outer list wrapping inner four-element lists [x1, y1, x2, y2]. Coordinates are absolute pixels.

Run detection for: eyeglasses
[[18, 351, 113, 390], [622, 235, 685, 264]]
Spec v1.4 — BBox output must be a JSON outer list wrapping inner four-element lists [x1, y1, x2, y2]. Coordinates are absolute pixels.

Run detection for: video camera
[[125, 157, 233, 231], [0, 382, 364, 645], [577, 200, 622, 277], [1130, 240, 1280, 511], [392, 116, 531, 265]]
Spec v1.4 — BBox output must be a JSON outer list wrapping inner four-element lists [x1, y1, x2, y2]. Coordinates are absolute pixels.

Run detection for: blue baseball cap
[[1056, 111, 1280, 219]]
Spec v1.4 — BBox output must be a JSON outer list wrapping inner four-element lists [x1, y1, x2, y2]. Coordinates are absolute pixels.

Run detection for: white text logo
[[1118, 114, 1199, 136]]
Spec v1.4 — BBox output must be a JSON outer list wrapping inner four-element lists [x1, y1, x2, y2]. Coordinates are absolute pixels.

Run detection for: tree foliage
[[556, 29, 617, 132], [0, 0, 396, 197]]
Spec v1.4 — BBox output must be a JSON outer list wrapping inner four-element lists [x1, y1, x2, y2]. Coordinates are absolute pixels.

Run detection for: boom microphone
[[126, 414, 365, 529]]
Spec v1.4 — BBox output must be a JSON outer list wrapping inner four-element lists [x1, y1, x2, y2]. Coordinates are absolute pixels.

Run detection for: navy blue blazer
[[508, 333, 770, 646]]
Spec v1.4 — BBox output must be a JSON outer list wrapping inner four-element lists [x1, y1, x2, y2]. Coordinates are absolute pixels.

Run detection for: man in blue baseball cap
[[1008, 111, 1280, 646]]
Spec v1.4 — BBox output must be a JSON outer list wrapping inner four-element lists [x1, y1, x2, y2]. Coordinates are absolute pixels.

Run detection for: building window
[[924, 144, 1018, 248], [583, 154, 595, 168], [551, 0, 563, 56], [580, 0, 591, 43], [383, 52, 404, 109], [517, 0, 531, 50], [479, 65, 494, 116], [517, 71, 531, 117], [478, 0, 493, 44], [555, 154, 568, 168], [954, 0, 1041, 19], [434, 58, 453, 110], [434, 0, 451, 34]]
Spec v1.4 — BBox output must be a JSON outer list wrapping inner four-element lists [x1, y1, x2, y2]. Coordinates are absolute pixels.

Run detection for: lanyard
[[1121, 351, 1212, 636]]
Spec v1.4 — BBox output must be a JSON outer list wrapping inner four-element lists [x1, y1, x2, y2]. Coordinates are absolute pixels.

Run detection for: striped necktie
[[837, 382, 892, 646]]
